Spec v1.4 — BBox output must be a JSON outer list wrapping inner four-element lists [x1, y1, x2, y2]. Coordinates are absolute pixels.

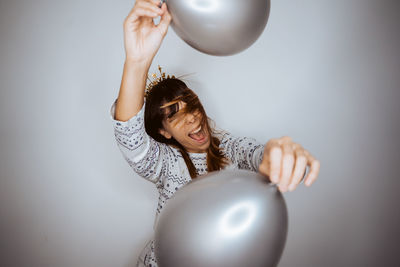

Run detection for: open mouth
[[188, 125, 207, 143]]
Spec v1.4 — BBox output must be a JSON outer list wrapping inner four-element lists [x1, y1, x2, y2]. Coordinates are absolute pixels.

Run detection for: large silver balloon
[[154, 170, 288, 267], [165, 0, 271, 56]]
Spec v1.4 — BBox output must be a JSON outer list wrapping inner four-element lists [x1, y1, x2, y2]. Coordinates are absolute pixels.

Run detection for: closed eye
[[166, 103, 179, 119]]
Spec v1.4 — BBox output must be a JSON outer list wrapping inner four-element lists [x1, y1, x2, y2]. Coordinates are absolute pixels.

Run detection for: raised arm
[[115, 0, 171, 121]]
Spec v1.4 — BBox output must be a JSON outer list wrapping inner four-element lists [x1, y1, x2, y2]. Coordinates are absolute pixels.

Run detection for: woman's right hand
[[123, 0, 171, 64]]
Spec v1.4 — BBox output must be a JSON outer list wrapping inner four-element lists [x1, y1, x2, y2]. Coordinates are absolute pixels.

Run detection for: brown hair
[[144, 78, 228, 178]]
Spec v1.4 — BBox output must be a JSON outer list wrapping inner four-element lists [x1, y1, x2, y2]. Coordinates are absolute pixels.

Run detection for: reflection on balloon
[[188, 0, 220, 12], [166, 0, 271, 56], [155, 170, 288, 267], [218, 201, 256, 237]]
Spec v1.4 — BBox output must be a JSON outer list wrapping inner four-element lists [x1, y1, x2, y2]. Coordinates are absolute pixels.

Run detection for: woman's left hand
[[258, 136, 320, 192]]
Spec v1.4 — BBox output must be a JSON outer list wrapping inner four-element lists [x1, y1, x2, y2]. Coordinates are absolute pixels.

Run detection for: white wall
[[0, 0, 399, 266]]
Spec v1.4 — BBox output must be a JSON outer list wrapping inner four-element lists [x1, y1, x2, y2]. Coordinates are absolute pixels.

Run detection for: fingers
[[137, 0, 164, 15], [279, 142, 294, 192], [304, 152, 320, 187], [126, 0, 164, 23], [288, 146, 307, 191], [259, 136, 320, 193], [125, 0, 170, 37], [266, 139, 282, 184], [157, 2, 172, 34]]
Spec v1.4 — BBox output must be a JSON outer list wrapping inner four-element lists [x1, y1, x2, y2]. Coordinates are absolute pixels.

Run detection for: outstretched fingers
[[304, 151, 320, 186], [288, 146, 308, 191], [279, 142, 295, 192], [259, 136, 320, 193], [259, 139, 282, 184]]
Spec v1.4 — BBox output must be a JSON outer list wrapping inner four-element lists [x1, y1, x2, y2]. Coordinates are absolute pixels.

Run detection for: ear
[[159, 128, 172, 139]]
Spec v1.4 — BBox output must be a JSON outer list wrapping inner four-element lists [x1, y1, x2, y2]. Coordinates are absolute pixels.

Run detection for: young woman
[[112, 1, 320, 266]]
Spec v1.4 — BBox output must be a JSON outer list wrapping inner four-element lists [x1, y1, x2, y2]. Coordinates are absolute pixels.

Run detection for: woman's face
[[159, 101, 210, 153]]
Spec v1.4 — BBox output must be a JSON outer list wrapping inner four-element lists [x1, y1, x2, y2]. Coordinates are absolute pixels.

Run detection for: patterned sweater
[[111, 101, 265, 266]]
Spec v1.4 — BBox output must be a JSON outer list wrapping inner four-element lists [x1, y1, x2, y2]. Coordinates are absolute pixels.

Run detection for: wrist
[[125, 57, 151, 67], [124, 58, 153, 77]]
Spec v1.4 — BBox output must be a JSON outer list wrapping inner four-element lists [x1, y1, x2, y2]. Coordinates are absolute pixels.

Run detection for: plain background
[[1, 0, 399, 266]]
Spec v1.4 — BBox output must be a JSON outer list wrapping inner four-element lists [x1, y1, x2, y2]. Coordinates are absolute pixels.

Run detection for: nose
[[185, 113, 196, 124]]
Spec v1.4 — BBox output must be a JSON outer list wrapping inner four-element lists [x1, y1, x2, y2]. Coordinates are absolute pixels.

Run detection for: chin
[[200, 139, 211, 152], [188, 140, 210, 153]]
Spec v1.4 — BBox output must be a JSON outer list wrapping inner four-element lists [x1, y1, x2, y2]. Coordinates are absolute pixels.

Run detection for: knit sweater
[[111, 101, 265, 266]]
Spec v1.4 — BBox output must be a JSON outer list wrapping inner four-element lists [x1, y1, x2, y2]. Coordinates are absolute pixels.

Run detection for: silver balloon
[[154, 170, 288, 267], [165, 0, 271, 56]]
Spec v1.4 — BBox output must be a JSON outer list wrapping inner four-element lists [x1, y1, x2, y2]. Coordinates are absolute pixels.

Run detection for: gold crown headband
[[145, 65, 175, 97]]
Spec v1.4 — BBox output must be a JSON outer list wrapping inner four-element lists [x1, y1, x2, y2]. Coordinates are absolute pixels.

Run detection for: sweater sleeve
[[218, 130, 265, 172], [111, 100, 170, 184]]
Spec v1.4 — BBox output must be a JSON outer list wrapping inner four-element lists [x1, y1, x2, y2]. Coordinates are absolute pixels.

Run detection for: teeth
[[190, 126, 201, 134]]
